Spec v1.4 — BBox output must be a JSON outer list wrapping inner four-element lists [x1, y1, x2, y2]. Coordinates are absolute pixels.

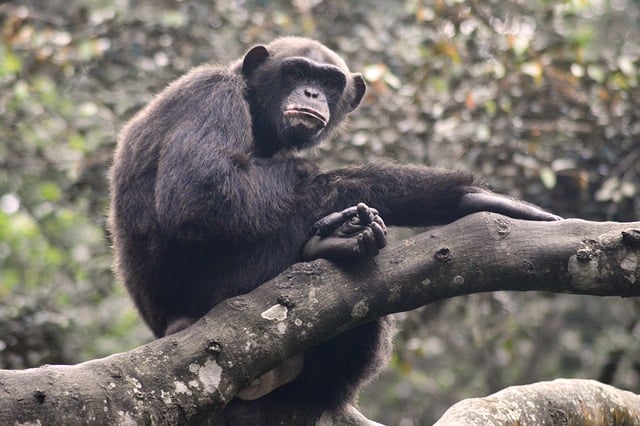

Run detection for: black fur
[[109, 37, 558, 424]]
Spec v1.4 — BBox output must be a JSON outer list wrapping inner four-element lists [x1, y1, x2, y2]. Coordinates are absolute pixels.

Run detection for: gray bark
[[1, 213, 639, 424], [434, 379, 640, 425]]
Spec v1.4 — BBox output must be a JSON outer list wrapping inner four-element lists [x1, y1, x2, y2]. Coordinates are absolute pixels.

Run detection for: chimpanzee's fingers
[[459, 192, 562, 222], [372, 214, 387, 234], [356, 203, 374, 225], [313, 207, 359, 235], [359, 228, 380, 257], [338, 205, 359, 219], [339, 220, 367, 236], [370, 222, 387, 249]]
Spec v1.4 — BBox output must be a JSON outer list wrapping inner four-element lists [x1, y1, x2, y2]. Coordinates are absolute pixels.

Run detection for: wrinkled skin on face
[[239, 39, 366, 155]]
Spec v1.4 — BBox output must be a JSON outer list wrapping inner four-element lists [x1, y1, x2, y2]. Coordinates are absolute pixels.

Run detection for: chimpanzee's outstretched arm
[[312, 162, 559, 226]]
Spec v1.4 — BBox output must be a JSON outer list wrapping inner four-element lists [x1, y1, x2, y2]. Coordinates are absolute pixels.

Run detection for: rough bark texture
[[1, 214, 639, 424], [434, 379, 640, 425]]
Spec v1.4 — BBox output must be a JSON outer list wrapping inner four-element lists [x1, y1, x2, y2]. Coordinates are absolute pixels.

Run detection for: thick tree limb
[[434, 379, 640, 425], [1, 214, 639, 424]]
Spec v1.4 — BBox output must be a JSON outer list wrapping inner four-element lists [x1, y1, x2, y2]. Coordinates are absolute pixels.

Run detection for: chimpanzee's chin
[[281, 129, 323, 150]]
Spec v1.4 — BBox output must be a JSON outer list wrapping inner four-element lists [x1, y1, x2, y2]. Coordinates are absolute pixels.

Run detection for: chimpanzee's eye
[[283, 60, 310, 85], [322, 73, 346, 93], [288, 67, 305, 83]]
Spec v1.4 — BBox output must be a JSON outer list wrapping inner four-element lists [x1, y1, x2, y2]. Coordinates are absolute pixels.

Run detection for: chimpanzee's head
[[239, 37, 366, 156]]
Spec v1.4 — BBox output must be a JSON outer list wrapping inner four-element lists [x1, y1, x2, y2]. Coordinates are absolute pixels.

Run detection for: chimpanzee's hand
[[459, 191, 562, 221], [302, 203, 387, 260]]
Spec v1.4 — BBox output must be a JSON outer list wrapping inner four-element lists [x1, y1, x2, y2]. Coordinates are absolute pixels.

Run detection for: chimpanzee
[[108, 37, 560, 424]]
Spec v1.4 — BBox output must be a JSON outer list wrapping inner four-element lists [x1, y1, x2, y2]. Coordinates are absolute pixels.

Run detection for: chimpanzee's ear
[[349, 73, 367, 111], [242, 45, 270, 78]]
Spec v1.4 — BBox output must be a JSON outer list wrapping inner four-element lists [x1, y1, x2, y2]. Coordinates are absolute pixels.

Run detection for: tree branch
[[1, 213, 639, 424], [434, 379, 640, 425]]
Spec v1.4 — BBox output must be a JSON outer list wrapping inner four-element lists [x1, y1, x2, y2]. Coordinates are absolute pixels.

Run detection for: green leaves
[[0, 47, 20, 82]]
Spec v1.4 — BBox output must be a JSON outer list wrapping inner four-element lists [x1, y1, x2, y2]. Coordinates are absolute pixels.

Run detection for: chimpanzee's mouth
[[284, 106, 328, 131]]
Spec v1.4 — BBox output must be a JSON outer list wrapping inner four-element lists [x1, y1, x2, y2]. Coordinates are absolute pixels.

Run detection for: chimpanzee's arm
[[312, 162, 560, 227], [144, 68, 311, 242]]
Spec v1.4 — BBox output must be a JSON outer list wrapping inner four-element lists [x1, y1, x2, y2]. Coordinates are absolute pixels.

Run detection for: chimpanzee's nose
[[304, 88, 319, 99]]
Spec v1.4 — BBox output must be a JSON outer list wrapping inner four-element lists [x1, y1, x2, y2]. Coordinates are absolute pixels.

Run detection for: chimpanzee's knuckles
[[371, 222, 387, 248]]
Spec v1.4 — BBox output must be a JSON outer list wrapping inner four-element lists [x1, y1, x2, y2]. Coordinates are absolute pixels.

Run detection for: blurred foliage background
[[1, 0, 639, 424]]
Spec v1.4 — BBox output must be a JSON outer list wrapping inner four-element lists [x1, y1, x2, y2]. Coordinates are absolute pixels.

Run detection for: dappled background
[[1, 0, 639, 424]]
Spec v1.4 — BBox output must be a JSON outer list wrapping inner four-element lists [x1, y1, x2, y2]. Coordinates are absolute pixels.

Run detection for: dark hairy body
[[109, 37, 559, 424]]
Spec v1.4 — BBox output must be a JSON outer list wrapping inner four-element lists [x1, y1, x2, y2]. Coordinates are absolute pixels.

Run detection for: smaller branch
[[434, 379, 640, 425]]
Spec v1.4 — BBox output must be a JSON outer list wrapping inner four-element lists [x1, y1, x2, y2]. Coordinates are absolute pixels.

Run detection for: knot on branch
[[277, 295, 296, 308], [576, 239, 600, 262], [33, 390, 46, 404], [207, 340, 222, 355], [435, 247, 453, 264], [494, 217, 512, 237], [621, 230, 640, 248]]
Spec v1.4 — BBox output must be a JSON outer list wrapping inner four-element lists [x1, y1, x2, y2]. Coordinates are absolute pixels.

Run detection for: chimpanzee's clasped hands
[[302, 203, 387, 260]]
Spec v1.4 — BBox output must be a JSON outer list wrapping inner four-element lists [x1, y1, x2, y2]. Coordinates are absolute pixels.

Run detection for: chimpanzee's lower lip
[[284, 107, 328, 127]]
